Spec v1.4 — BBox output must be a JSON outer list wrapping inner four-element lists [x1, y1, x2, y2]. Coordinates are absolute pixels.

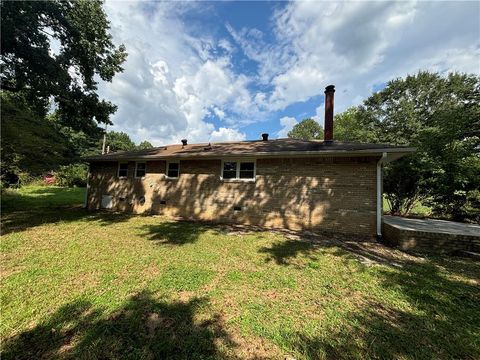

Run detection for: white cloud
[[99, 1, 258, 146], [276, 116, 298, 138], [212, 107, 226, 119], [229, 0, 479, 115], [99, 1, 479, 146], [209, 127, 246, 142]]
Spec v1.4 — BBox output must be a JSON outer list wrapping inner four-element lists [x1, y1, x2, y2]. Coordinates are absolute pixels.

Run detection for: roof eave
[[83, 147, 416, 162]]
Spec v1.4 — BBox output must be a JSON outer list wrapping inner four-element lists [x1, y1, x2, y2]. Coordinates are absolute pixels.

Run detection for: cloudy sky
[[99, 0, 479, 145]]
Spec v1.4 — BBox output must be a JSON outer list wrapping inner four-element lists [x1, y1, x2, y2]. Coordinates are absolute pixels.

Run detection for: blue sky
[[99, 1, 479, 145]]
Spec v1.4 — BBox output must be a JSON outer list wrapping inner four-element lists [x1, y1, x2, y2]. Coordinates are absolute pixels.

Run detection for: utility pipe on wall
[[376, 152, 387, 239], [84, 164, 90, 209]]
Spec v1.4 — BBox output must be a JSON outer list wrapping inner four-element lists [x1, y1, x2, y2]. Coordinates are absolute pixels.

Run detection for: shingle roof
[[84, 138, 415, 161]]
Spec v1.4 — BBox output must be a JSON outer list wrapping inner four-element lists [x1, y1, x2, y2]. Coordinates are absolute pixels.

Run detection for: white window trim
[[118, 162, 129, 178], [220, 159, 256, 182], [165, 161, 180, 179], [135, 162, 147, 178]]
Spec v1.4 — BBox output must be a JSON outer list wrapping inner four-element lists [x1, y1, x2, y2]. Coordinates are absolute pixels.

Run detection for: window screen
[[135, 163, 146, 177], [118, 163, 128, 177], [167, 162, 179, 178], [239, 162, 255, 179], [223, 161, 237, 179], [222, 161, 255, 180]]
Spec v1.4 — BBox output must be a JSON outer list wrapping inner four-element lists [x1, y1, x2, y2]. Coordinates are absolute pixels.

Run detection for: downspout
[[376, 152, 387, 240], [84, 163, 90, 209]]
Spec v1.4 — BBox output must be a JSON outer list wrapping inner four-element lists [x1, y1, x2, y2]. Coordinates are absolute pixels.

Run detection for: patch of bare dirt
[[228, 331, 283, 360]]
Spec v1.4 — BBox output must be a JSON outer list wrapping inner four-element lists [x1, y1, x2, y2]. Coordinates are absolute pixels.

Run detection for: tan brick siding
[[87, 157, 378, 237]]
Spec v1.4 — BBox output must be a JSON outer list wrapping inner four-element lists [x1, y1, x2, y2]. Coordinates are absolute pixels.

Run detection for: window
[[118, 163, 128, 177], [135, 162, 146, 178], [221, 160, 255, 181], [166, 162, 179, 178], [239, 162, 255, 179], [223, 161, 237, 179]]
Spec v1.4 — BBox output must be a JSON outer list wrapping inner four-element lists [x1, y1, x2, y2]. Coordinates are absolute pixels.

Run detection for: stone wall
[[382, 222, 480, 254], [87, 156, 379, 237]]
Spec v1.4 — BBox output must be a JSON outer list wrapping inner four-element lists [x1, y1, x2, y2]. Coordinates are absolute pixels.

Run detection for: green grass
[[383, 197, 432, 217], [1, 186, 479, 359]]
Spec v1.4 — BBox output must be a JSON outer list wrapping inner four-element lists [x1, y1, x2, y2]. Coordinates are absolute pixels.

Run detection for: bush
[[55, 163, 88, 187]]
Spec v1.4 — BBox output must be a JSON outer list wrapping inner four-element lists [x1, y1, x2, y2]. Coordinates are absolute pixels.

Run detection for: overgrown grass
[[1, 186, 479, 359]]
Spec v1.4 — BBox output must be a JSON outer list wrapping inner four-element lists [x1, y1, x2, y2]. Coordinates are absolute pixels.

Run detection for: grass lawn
[[1, 186, 479, 359]]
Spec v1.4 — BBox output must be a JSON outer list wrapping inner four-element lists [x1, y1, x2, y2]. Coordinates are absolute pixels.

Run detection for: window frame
[[135, 162, 147, 178], [118, 162, 129, 178], [165, 161, 180, 179], [220, 159, 256, 182]]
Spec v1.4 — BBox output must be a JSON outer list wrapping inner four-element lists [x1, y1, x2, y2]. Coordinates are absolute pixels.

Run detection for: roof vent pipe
[[261, 133, 269, 141], [324, 85, 335, 142], [181, 139, 188, 146]]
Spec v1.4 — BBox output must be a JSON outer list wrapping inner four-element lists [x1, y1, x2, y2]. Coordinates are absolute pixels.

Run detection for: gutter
[[376, 152, 388, 239], [83, 147, 416, 162]]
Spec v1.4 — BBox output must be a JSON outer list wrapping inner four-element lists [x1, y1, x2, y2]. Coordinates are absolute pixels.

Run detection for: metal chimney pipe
[[324, 85, 335, 142]]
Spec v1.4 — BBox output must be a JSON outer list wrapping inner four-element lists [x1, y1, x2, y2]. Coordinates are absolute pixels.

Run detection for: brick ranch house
[[85, 86, 415, 239]]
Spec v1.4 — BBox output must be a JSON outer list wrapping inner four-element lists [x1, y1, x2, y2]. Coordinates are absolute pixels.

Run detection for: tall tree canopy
[[287, 118, 323, 140], [100, 131, 153, 153], [1, 0, 127, 183], [335, 71, 480, 221], [102, 131, 136, 152], [1, 0, 127, 133], [333, 108, 376, 143], [137, 141, 154, 150]]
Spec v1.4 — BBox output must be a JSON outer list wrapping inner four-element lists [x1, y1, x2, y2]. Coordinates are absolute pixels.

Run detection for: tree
[[333, 107, 376, 143], [1, 92, 104, 184], [103, 131, 136, 152], [1, 93, 71, 180], [354, 71, 480, 221], [137, 141, 154, 150], [1, 0, 127, 133], [287, 118, 323, 140]]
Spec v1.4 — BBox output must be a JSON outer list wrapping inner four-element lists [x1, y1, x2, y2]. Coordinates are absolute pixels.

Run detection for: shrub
[[55, 163, 88, 187]]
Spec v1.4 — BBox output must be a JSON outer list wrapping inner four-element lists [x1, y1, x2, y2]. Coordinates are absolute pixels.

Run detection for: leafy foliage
[[1, 0, 127, 185], [334, 108, 377, 143], [0, 93, 103, 186], [1, 0, 127, 131], [287, 118, 323, 140], [137, 141, 154, 150], [1, 93, 71, 178], [55, 163, 89, 187], [335, 71, 480, 221], [99, 132, 154, 153], [102, 131, 136, 152]]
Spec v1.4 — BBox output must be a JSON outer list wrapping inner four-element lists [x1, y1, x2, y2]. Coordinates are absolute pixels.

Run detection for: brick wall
[[382, 222, 480, 254], [87, 156, 379, 237]]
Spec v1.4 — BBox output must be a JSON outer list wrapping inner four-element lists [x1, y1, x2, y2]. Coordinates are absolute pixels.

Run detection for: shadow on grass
[[259, 235, 422, 268], [260, 239, 480, 359], [290, 260, 480, 359], [137, 221, 215, 246], [2, 291, 238, 360], [0, 207, 137, 236], [258, 239, 319, 265]]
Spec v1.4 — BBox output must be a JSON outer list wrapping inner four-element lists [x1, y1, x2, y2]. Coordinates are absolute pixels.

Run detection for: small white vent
[[101, 195, 113, 209]]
